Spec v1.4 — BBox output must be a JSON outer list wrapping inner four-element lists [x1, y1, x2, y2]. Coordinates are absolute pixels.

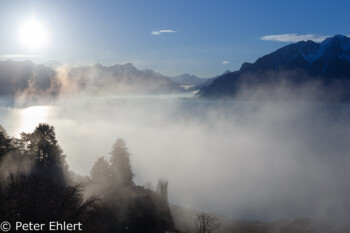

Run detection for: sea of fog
[[1, 95, 350, 225]]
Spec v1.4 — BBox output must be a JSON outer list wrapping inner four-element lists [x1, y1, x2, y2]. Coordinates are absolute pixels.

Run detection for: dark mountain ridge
[[198, 35, 350, 101], [193, 70, 231, 91]]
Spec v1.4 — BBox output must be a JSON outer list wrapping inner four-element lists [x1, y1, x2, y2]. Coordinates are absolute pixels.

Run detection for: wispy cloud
[[222, 60, 230, 65], [151, 29, 176, 35], [0, 54, 43, 58], [260, 34, 330, 42]]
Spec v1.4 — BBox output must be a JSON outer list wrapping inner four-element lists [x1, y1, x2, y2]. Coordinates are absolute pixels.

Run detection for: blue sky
[[0, 0, 349, 77]]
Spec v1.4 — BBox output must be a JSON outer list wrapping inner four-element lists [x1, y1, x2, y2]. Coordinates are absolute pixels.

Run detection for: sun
[[19, 18, 49, 50]]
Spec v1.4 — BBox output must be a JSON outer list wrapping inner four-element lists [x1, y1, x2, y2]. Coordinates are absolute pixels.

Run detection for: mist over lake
[[1, 1, 350, 232], [1, 95, 350, 225]]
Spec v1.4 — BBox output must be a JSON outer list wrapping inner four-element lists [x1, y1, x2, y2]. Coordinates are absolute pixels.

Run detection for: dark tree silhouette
[[20, 123, 68, 182], [109, 139, 134, 187], [0, 124, 105, 232], [0, 174, 99, 233], [90, 156, 111, 182], [0, 132, 13, 159], [0, 130, 31, 178], [87, 139, 177, 233], [194, 212, 221, 233], [0, 124, 178, 233], [156, 179, 168, 203]]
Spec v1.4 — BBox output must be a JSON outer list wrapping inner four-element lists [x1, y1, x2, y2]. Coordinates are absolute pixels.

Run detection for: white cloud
[[222, 60, 230, 65], [260, 34, 330, 42], [0, 54, 43, 58], [151, 29, 176, 35]]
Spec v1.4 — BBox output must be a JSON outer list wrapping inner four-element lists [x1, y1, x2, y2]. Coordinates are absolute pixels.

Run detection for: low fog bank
[[1, 92, 350, 227]]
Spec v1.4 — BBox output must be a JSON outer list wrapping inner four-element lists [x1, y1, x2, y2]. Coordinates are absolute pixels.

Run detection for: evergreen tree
[[20, 123, 68, 182], [109, 139, 134, 187], [0, 129, 27, 178], [156, 179, 169, 203], [90, 156, 111, 182], [0, 132, 13, 159], [0, 174, 99, 233]]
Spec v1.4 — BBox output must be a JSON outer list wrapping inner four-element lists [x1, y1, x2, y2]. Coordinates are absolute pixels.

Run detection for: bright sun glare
[[19, 18, 49, 50]]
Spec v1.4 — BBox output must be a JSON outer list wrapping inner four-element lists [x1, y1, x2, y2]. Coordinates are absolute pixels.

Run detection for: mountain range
[[169, 73, 208, 87], [198, 35, 350, 101], [66, 63, 184, 94], [0, 61, 209, 97], [2, 35, 350, 101]]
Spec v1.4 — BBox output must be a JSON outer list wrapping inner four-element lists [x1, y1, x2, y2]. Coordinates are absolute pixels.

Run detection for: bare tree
[[194, 212, 221, 233]]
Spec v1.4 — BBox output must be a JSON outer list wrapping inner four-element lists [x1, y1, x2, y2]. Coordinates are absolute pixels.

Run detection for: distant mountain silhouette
[[193, 70, 231, 91], [198, 35, 350, 101], [0, 60, 35, 96], [67, 63, 184, 94], [169, 73, 208, 86], [0, 61, 185, 96]]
